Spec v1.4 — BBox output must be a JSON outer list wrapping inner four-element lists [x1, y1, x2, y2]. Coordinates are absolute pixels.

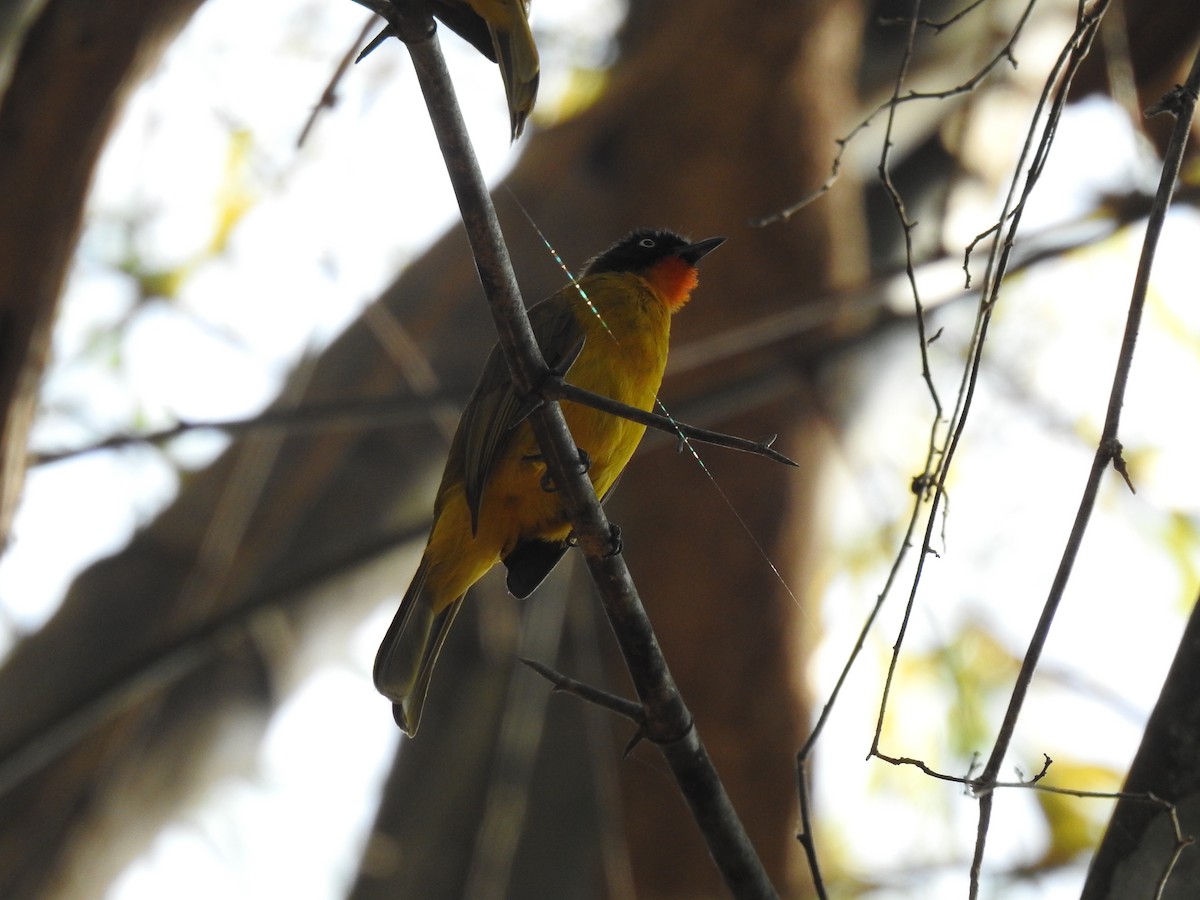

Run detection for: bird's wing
[[428, 1, 497, 62], [459, 295, 585, 534], [356, 2, 498, 66]]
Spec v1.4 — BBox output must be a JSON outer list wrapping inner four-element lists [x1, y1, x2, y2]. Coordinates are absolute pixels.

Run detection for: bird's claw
[[533, 447, 591, 493], [622, 722, 648, 757], [604, 523, 622, 557], [563, 523, 620, 557]]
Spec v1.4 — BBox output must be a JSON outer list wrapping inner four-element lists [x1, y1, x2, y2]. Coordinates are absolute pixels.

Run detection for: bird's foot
[[530, 447, 591, 492], [603, 522, 622, 557], [566, 522, 621, 557]]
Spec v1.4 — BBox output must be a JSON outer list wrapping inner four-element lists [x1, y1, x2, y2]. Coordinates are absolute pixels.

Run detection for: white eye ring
[[638, 237, 656, 248]]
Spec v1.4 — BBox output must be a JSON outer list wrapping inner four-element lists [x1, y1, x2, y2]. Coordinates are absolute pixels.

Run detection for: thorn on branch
[[348, 0, 436, 48], [1103, 437, 1137, 494], [355, 26, 393, 64], [603, 523, 623, 558], [1145, 83, 1199, 119], [622, 725, 649, 758], [1112, 456, 1137, 495], [964, 751, 982, 782]]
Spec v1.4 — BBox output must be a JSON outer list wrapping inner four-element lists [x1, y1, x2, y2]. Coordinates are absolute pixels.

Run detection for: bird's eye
[[638, 237, 656, 249]]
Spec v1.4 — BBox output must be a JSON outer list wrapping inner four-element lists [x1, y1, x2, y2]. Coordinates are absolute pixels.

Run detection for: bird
[[374, 228, 725, 735], [359, 0, 540, 140]]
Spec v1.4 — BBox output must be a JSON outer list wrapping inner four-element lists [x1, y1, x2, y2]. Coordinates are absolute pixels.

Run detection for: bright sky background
[[1, 1, 1198, 898]]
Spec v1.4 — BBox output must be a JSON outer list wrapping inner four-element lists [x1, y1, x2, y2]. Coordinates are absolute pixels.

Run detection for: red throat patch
[[643, 257, 700, 312]]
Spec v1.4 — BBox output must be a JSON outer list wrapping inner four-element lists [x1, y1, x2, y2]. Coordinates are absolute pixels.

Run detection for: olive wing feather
[[458, 296, 586, 534]]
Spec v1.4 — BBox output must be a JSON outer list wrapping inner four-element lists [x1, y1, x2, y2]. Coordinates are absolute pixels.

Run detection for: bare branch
[[296, 14, 380, 148], [519, 657, 643, 723], [30, 391, 462, 466], [751, 0, 1038, 226], [546, 378, 798, 467]]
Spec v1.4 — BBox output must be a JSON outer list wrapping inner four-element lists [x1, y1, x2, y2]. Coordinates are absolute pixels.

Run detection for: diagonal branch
[[355, 1, 779, 896], [31, 379, 797, 470], [519, 657, 644, 724]]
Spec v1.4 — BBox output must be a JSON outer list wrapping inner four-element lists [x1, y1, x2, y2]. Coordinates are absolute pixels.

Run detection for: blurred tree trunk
[[0, 0, 203, 543], [0, 1, 209, 890], [1081, 592, 1200, 900]]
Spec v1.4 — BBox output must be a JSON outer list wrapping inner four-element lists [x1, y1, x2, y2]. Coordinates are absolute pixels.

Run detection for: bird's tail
[[490, 5, 540, 139], [373, 557, 465, 736]]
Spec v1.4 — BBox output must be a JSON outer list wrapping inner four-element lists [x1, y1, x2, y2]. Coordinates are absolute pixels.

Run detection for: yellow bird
[[375, 229, 725, 735], [360, 0, 540, 140]]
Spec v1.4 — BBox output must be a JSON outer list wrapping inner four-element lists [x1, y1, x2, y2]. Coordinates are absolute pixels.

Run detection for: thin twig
[[30, 391, 462, 465], [519, 657, 644, 723], [751, 0, 1038, 226], [879, 0, 990, 33], [296, 14, 380, 148], [872, 749, 1188, 809], [876, 0, 943, 418], [547, 378, 798, 467], [29, 374, 795, 470]]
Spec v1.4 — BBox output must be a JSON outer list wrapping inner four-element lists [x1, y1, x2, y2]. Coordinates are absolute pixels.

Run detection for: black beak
[[678, 236, 726, 265]]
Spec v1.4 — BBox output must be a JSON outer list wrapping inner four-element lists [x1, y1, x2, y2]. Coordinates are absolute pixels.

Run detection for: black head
[[583, 229, 725, 277]]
